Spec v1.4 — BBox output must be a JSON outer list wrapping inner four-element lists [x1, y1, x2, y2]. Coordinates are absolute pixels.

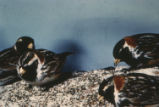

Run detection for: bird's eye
[[119, 49, 122, 52]]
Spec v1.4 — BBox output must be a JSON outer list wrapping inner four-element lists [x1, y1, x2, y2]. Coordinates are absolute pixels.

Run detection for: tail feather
[[58, 52, 74, 57], [0, 75, 20, 86], [61, 52, 74, 56], [56, 52, 74, 60]]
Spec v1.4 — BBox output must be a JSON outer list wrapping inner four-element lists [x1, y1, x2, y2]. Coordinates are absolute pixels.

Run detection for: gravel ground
[[0, 68, 114, 107], [1, 66, 158, 107]]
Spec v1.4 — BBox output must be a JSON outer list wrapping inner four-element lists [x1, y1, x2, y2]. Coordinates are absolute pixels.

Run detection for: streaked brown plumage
[[17, 49, 72, 86], [0, 36, 35, 85], [99, 72, 159, 107], [113, 33, 159, 69]]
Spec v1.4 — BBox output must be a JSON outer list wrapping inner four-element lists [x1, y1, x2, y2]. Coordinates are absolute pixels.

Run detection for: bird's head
[[98, 75, 126, 106], [113, 36, 138, 67], [14, 36, 35, 55], [98, 76, 115, 105], [113, 39, 125, 66], [17, 51, 40, 82]]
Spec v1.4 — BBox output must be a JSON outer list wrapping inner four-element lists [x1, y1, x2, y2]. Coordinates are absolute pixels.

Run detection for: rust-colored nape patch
[[124, 36, 137, 48], [113, 76, 125, 91], [34, 51, 45, 64]]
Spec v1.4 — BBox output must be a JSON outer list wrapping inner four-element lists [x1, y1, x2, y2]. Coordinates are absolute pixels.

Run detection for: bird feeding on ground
[[113, 33, 159, 69]]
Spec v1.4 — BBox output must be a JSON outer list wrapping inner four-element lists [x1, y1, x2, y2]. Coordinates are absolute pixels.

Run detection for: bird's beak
[[19, 67, 26, 75], [114, 59, 121, 67]]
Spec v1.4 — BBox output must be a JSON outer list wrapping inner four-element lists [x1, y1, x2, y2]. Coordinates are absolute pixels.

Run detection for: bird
[[98, 73, 159, 107], [113, 33, 159, 69], [16, 49, 72, 86], [0, 36, 35, 71], [0, 36, 35, 85]]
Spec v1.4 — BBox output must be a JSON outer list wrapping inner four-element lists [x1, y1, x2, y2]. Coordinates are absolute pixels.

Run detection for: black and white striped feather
[[17, 49, 72, 86], [99, 72, 159, 107]]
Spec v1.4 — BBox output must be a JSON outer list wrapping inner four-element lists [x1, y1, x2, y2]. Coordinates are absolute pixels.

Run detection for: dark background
[[0, 0, 159, 71]]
